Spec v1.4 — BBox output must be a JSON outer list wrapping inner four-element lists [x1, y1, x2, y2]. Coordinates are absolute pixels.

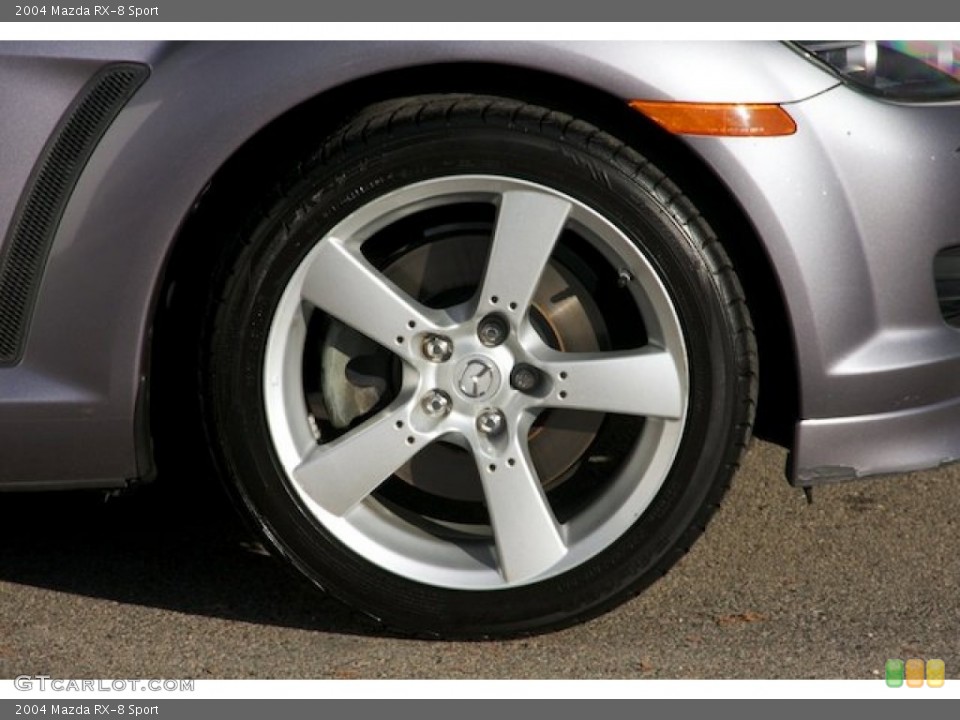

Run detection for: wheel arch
[[150, 60, 799, 476]]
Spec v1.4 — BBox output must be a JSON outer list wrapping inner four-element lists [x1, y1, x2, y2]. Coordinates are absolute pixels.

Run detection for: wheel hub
[[312, 231, 608, 503]]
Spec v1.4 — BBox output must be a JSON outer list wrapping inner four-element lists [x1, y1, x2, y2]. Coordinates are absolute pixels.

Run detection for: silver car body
[[1, 40, 959, 488]]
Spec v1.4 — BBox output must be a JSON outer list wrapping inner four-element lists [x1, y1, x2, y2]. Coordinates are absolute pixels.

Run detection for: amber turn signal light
[[629, 100, 797, 137]]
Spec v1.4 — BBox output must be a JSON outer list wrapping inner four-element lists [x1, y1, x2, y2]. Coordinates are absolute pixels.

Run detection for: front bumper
[[686, 84, 960, 484]]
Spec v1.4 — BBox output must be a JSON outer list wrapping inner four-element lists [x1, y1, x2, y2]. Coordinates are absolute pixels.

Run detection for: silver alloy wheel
[[263, 175, 689, 590]]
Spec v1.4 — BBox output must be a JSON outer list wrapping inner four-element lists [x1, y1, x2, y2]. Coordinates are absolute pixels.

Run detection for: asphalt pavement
[[1, 439, 958, 679]]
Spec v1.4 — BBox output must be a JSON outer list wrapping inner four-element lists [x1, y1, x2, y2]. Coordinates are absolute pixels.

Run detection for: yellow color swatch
[[926, 659, 945, 688]]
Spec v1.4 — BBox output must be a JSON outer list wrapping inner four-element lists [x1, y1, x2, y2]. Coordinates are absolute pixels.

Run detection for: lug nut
[[421, 390, 452, 417], [476, 409, 506, 437], [477, 315, 509, 348], [422, 334, 453, 363], [509, 364, 541, 393]]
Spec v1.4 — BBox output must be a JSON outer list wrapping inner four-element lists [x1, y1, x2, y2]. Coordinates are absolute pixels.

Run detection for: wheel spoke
[[536, 347, 685, 419], [301, 239, 442, 362], [475, 436, 566, 583], [478, 190, 571, 315], [293, 403, 422, 517]]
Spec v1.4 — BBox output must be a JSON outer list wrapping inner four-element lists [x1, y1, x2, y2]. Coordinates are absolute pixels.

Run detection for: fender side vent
[[936, 246, 960, 328], [0, 62, 148, 365]]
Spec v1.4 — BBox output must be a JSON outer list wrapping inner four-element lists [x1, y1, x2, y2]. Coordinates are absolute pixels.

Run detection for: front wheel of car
[[203, 95, 757, 637]]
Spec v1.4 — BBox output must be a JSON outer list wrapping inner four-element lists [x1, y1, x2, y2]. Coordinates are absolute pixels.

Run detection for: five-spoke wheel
[[205, 95, 755, 636]]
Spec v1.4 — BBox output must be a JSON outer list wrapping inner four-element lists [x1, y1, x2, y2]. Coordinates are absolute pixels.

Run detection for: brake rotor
[[315, 231, 607, 504]]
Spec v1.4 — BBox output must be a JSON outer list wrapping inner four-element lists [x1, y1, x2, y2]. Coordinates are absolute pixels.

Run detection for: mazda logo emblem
[[458, 359, 496, 399]]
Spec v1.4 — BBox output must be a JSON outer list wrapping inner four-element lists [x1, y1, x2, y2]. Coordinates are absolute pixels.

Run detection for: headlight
[[793, 41, 960, 101]]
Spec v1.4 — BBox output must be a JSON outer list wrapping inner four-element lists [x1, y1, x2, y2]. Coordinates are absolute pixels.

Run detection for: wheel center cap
[[454, 356, 501, 400]]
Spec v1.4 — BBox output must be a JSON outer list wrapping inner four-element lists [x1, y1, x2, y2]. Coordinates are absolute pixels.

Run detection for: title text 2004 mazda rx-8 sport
[[2, 40, 960, 636]]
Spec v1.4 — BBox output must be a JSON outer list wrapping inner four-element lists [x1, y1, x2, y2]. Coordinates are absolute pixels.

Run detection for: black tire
[[203, 94, 757, 638]]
